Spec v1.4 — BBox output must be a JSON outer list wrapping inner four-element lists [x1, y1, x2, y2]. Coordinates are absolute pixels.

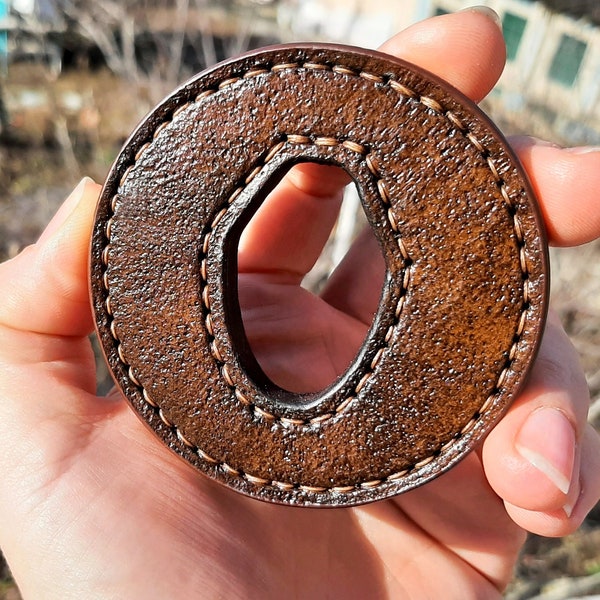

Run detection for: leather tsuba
[[90, 44, 549, 507]]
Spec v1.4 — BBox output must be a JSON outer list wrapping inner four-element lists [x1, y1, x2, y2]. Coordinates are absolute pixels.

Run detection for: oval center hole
[[237, 162, 386, 394]]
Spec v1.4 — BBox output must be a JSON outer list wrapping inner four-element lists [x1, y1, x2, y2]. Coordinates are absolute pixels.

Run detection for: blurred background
[[1, 1, 599, 598]]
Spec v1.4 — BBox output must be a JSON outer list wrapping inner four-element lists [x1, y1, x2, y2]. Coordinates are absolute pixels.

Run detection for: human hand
[[1, 8, 600, 599]]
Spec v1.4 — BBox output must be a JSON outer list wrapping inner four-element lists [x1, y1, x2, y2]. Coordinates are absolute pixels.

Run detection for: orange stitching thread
[[196, 133, 411, 428], [100, 59, 532, 495]]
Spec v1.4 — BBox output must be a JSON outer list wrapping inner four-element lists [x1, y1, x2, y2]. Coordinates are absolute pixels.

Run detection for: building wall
[[478, 0, 599, 142], [278, 0, 426, 48]]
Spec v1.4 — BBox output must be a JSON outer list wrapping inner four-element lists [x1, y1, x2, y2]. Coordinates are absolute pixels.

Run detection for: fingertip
[[459, 6, 502, 29], [523, 424, 600, 536], [0, 179, 101, 337], [503, 502, 578, 538], [483, 430, 569, 514], [482, 380, 581, 514], [37, 177, 99, 245], [379, 7, 506, 102], [511, 136, 600, 246], [487, 421, 582, 537], [42, 178, 101, 255], [514, 408, 576, 496]]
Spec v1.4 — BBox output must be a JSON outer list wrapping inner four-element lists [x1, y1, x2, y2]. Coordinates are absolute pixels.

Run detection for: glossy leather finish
[[90, 44, 549, 506]]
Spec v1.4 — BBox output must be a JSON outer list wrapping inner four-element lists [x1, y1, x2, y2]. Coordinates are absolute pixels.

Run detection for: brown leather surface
[[90, 43, 549, 507]]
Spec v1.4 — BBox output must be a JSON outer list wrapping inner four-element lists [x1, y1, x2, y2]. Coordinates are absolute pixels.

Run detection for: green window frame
[[549, 34, 587, 87], [502, 13, 527, 61]]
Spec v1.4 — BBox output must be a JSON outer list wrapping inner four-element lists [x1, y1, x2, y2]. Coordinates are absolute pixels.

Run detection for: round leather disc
[[90, 44, 549, 507]]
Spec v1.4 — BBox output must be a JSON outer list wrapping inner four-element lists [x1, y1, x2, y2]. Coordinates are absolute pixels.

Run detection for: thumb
[[0, 178, 101, 337]]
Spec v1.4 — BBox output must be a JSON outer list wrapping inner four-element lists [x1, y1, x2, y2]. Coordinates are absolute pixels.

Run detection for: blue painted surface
[[0, 0, 8, 61]]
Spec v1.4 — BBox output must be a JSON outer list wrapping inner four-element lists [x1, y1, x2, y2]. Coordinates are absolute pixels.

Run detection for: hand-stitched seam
[[100, 59, 532, 494], [198, 133, 410, 429]]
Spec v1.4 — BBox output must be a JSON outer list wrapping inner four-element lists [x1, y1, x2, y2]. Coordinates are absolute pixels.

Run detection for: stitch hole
[[232, 161, 387, 398]]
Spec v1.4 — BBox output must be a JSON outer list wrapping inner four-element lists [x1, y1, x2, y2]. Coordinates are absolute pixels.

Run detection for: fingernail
[[462, 6, 502, 29], [565, 146, 600, 155], [68, 177, 96, 206], [527, 137, 561, 149], [515, 408, 576, 495], [563, 500, 575, 518], [563, 477, 581, 518]]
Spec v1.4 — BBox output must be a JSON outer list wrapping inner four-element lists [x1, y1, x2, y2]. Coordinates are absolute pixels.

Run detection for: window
[[502, 13, 527, 61], [549, 34, 587, 87]]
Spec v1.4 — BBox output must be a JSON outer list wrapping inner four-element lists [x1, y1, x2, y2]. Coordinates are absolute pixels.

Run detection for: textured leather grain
[[90, 44, 549, 507]]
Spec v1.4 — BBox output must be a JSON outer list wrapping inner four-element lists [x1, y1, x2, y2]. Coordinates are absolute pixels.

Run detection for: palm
[[238, 272, 371, 393], [16, 338, 519, 598]]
